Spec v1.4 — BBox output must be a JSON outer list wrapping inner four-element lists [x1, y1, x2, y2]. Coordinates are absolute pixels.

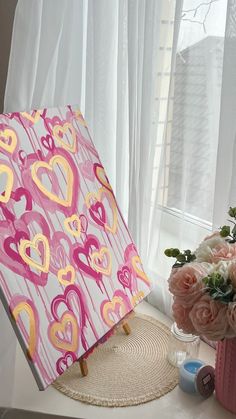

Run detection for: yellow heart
[[64, 214, 81, 238], [31, 155, 74, 207], [53, 123, 77, 153], [74, 110, 87, 127], [0, 164, 14, 203], [85, 187, 118, 234], [131, 291, 145, 307], [0, 128, 17, 153], [21, 110, 41, 124], [19, 233, 50, 273], [95, 165, 112, 191], [49, 312, 79, 352], [57, 265, 75, 286], [90, 246, 112, 276], [131, 255, 150, 285], [12, 301, 37, 359], [102, 296, 127, 327]]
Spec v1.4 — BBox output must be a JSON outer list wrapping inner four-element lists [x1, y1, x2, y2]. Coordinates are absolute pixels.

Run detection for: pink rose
[[189, 295, 228, 340], [168, 263, 207, 307], [211, 242, 236, 263], [172, 299, 196, 334]]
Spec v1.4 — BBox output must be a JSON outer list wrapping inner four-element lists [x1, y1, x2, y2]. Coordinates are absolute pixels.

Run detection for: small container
[[167, 322, 200, 367], [179, 359, 215, 398], [179, 359, 205, 393]]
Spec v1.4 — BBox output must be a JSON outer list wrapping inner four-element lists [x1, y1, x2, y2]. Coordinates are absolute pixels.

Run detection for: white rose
[[207, 260, 231, 281], [195, 233, 225, 263]]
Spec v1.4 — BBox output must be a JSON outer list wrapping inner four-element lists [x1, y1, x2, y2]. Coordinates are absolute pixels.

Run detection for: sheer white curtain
[[3, 0, 181, 404], [5, 0, 182, 279]]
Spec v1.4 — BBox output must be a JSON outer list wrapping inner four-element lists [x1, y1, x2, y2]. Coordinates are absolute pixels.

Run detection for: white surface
[[9, 301, 234, 419]]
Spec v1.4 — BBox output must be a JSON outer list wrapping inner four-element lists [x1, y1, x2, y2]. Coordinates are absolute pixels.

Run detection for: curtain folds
[[5, 0, 180, 257], [4, 0, 232, 405], [3, 0, 181, 404]]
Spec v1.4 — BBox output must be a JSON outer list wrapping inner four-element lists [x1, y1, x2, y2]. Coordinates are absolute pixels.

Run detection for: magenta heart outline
[[79, 214, 88, 234], [124, 243, 138, 263], [72, 234, 102, 282], [51, 284, 89, 351], [117, 265, 132, 289], [41, 134, 55, 151], [1, 211, 50, 287], [0, 187, 33, 222], [89, 201, 106, 227], [56, 351, 77, 375], [94, 163, 111, 191], [4, 230, 30, 264], [0, 220, 31, 279]]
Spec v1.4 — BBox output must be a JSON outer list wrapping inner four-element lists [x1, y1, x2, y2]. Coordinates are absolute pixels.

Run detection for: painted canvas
[[0, 105, 151, 389]]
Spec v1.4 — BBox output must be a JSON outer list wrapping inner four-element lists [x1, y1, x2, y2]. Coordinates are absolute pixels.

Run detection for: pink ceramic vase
[[215, 337, 236, 414]]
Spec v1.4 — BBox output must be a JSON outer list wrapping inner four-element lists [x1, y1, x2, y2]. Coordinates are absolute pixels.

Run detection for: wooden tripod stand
[[78, 321, 131, 377]]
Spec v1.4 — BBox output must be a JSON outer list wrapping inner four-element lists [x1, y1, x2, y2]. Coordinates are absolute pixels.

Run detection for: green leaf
[[164, 248, 172, 257], [232, 224, 236, 236], [184, 250, 191, 256], [172, 248, 180, 257], [228, 207, 236, 218], [220, 225, 230, 237], [176, 254, 186, 263]]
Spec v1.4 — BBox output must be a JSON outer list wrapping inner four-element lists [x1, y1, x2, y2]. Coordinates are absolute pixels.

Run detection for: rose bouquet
[[165, 207, 236, 341]]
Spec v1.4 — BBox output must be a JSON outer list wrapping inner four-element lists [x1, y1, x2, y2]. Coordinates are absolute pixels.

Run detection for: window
[[148, 1, 228, 309], [152, 0, 228, 226]]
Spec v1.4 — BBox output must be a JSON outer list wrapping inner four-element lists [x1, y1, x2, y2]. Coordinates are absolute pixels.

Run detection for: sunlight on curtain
[[4, 0, 180, 266], [147, 0, 228, 314]]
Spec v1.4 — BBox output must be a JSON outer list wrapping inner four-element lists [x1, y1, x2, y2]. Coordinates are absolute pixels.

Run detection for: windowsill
[[10, 301, 234, 419]]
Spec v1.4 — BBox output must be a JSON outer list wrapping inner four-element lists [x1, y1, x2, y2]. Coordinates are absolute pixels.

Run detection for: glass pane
[[166, 0, 228, 222]]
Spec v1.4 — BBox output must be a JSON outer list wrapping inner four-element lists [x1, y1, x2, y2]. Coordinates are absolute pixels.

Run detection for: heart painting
[[0, 105, 151, 389]]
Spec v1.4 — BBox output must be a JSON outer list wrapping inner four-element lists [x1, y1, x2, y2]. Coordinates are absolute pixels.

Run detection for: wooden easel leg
[[122, 322, 131, 335], [79, 358, 88, 377]]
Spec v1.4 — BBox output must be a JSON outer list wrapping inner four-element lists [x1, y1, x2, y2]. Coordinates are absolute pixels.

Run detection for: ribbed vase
[[215, 337, 236, 414]]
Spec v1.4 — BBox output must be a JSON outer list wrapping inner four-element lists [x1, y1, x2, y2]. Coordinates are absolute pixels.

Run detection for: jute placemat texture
[[52, 313, 178, 407]]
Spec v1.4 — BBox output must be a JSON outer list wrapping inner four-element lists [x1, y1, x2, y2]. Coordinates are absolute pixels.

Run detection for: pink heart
[[79, 160, 95, 181], [56, 351, 77, 375], [0, 224, 48, 287], [41, 134, 55, 151], [51, 285, 89, 351], [117, 265, 132, 289], [72, 235, 102, 283], [89, 201, 106, 227], [4, 230, 29, 264], [0, 187, 33, 222], [0, 211, 51, 287], [50, 231, 72, 275], [79, 214, 88, 234], [0, 221, 29, 277]]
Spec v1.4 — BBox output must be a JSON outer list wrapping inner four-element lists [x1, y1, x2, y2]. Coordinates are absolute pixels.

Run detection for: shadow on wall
[[0, 0, 17, 113]]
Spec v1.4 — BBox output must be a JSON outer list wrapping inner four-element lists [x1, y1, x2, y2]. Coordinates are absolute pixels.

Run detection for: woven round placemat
[[52, 313, 178, 407]]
